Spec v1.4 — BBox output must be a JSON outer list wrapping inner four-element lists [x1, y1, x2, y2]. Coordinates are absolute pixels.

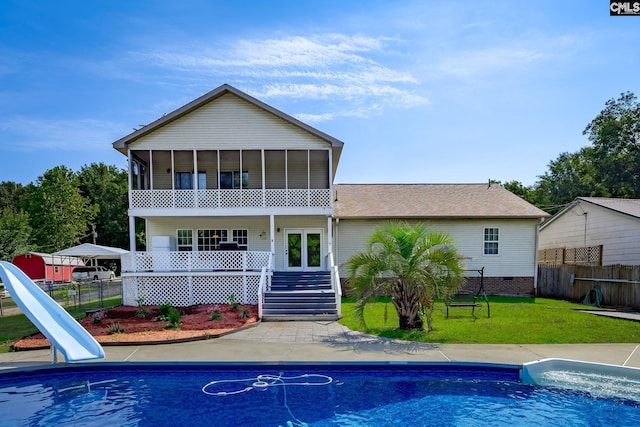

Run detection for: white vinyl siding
[[148, 215, 327, 270], [539, 201, 640, 265], [152, 151, 172, 189], [335, 219, 538, 278], [287, 150, 308, 189], [309, 150, 330, 189], [128, 93, 331, 151], [265, 150, 286, 189], [197, 150, 217, 189], [148, 217, 269, 252]]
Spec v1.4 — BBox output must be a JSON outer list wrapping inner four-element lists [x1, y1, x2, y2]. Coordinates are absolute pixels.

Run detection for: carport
[[52, 243, 129, 308], [52, 243, 129, 262]]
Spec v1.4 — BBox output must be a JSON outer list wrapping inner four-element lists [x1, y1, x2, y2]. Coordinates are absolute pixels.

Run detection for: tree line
[[0, 163, 129, 261], [1, 91, 638, 260], [501, 91, 640, 214]]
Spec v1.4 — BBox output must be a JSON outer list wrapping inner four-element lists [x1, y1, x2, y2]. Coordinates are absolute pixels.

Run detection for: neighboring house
[[112, 84, 548, 318], [12, 253, 84, 284], [539, 197, 640, 266], [333, 184, 549, 295]]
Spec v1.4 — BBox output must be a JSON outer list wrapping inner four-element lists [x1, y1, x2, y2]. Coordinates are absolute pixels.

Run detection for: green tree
[[346, 222, 463, 331], [583, 91, 640, 198], [533, 148, 599, 214], [0, 208, 32, 261], [25, 166, 97, 252], [501, 180, 537, 205], [77, 163, 129, 249], [0, 181, 28, 212]]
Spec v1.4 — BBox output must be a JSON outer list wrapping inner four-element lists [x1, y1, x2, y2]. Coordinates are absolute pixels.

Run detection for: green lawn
[[339, 296, 640, 344], [0, 296, 122, 353], [1, 296, 638, 353]]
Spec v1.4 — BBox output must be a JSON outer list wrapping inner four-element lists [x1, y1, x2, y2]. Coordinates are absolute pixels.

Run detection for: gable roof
[[112, 84, 344, 167], [540, 197, 640, 230], [333, 184, 549, 219]]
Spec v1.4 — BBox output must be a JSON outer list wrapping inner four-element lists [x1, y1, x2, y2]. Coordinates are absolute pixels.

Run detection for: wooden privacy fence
[[537, 264, 640, 310]]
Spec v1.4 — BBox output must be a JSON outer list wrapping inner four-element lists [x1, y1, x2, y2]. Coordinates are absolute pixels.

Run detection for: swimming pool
[[0, 362, 638, 426]]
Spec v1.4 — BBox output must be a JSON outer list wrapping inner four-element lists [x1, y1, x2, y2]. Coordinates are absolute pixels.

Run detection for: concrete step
[[261, 314, 339, 321]]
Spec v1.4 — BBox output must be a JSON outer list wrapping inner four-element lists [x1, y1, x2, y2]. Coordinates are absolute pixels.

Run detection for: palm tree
[[346, 221, 464, 331]]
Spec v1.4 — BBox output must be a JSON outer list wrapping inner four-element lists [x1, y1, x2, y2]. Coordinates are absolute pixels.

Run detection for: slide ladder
[[0, 261, 105, 363]]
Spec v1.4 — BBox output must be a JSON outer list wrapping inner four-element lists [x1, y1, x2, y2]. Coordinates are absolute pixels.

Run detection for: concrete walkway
[[1, 321, 639, 370]]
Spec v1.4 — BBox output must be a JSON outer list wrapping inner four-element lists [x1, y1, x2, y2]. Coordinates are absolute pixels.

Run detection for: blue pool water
[[0, 362, 638, 426]]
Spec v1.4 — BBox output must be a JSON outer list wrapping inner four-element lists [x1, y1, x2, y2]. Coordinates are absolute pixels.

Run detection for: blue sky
[[1, 1, 639, 186]]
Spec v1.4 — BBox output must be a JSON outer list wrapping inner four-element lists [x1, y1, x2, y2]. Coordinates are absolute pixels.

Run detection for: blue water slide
[[0, 261, 105, 362]]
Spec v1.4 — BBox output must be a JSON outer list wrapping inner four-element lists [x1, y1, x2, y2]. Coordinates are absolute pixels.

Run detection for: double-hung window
[[232, 229, 248, 250], [177, 229, 193, 251], [483, 228, 499, 255]]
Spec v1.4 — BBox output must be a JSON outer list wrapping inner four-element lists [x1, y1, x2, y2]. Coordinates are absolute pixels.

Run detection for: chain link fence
[[0, 279, 123, 316]]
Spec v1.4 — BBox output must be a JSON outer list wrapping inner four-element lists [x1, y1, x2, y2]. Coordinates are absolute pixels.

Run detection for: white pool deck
[[0, 321, 639, 370]]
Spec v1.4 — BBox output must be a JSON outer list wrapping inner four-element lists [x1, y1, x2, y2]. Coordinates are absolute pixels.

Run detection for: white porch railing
[[257, 252, 274, 319], [121, 251, 272, 307], [121, 250, 271, 273], [130, 188, 331, 210], [328, 252, 342, 318]]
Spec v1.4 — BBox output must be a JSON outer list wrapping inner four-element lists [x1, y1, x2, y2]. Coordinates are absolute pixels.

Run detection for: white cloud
[[132, 33, 427, 121]]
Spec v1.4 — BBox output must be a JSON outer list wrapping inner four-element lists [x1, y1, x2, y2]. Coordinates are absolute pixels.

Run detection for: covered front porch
[[121, 250, 272, 306], [121, 215, 341, 318]]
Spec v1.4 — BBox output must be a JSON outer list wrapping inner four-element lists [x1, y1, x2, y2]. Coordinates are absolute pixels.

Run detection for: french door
[[285, 229, 323, 271]]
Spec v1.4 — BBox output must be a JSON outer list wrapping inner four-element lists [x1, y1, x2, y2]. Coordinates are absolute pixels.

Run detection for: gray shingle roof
[[539, 197, 640, 231], [579, 197, 640, 219], [333, 183, 549, 219]]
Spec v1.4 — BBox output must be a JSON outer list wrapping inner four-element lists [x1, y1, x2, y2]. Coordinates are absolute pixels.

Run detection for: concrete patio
[[0, 320, 639, 369]]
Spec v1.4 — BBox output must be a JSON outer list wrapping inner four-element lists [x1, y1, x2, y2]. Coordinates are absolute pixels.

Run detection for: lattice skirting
[[123, 275, 262, 306]]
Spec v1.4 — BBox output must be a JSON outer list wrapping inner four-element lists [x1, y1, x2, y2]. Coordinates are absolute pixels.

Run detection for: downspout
[[534, 219, 541, 295]]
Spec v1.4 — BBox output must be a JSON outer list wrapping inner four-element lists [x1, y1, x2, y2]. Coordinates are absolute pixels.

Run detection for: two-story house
[[113, 84, 343, 319], [113, 84, 549, 320]]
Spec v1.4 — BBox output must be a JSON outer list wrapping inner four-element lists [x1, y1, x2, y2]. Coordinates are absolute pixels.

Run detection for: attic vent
[[26, 253, 31, 259]]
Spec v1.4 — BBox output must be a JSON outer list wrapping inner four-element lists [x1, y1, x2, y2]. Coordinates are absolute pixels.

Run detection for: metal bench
[[445, 267, 490, 318]]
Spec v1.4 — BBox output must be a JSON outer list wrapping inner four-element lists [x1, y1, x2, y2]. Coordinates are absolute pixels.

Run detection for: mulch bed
[[13, 304, 258, 350]]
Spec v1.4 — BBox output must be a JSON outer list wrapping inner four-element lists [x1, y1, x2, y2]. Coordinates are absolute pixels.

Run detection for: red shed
[[12, 252, 84, 284]]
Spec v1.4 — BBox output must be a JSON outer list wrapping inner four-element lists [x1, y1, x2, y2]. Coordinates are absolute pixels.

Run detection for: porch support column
[[327, 216, 333, 256], [149, 150, 153, 189], [127, 148, 132, 193], [128, 216, 136, 252], [193, 150, 198, 208], [170, 150, 175, 208], [261, 149, 266, 207], [270, 214, 275, 263]]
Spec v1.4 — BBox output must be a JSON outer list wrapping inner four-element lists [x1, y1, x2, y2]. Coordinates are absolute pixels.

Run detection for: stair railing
[[328, 252, 342, 317], [257, 252, 273, 319]]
